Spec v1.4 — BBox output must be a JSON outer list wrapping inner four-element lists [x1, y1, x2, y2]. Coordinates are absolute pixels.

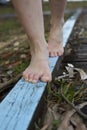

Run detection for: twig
[[55, 74, 70, 80], [60, 86, 87, 119], [55, 72, 77, 80]]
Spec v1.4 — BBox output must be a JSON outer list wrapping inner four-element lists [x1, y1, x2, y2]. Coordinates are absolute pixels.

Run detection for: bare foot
[[48, 22, 64, 57], [23, 46, 52, 83]]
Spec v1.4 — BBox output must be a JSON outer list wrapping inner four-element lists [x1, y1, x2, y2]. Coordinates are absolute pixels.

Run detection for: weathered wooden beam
[[0, 9, 82, 130]]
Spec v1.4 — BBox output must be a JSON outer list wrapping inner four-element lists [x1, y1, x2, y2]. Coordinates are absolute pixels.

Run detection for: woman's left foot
[[48, 22, 64, 57]]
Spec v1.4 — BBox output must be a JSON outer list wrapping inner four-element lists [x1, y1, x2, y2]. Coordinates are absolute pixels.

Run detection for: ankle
[[50, 18, 64, 28], [30, 38, 48, 54]]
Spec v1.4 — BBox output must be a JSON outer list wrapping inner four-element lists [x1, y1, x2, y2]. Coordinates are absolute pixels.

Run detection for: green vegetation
[[52, 119, 61, 130], [0, 1, 87, 15], [0, 3, 15, 14], [0, 18, 23, 42], [47, 77, 87, 106], [43, 1, 87, 11], [67, 1, 87, 9], [0, 18, 21, 32], [14, 61, 30, 74]]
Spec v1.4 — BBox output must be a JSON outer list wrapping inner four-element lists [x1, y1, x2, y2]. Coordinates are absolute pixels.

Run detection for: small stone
[[14, 41, 20, 46], [20, 54, 26, 59], [5, 60, 10, 65]]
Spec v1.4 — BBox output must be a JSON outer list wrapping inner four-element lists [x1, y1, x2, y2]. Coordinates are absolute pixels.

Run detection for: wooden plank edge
[[0, 9, 82, 130]]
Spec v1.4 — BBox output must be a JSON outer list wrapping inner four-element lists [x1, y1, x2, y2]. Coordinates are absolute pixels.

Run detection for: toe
[[22, 71, 29, 81], [41, 76, 52, 82], [50, 52, 55, 57], [54, 52, 58, 57], [32, 74, 40, 83], [41, 73, 52, 82], [57, 50, 64, 56], [50, 51, 58, 57], [28, 73, 34, 82]]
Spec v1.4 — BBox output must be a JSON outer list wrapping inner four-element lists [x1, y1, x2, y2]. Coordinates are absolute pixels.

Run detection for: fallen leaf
[[75, 123, 87, 130], [65, 66, 74, 78], [57, 110, 75, 130], [43, 107, 54, 130], [43, 104, 60, 130], [74, 68, 87, 80], [67, 63, 74, 68]]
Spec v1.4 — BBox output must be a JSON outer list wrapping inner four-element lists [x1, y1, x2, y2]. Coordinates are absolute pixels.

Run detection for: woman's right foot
[[23, 44, 52, 83]]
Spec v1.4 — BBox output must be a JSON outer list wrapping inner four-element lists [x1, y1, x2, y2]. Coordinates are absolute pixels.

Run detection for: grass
[[14, 61, 30, 74], [0, 3, 15, 14], [67, 1, 87, 9], [1, 1, 87, 15], [0, 18, 21, 32], [0, 18, 23, 42], [0, 1, 79, 41], [47, 77, 87, 106], [43, 1, 87, 11]]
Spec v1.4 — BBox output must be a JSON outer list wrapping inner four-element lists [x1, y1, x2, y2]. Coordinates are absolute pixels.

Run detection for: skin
[[48, 0, 67, 57], [12, 0, 67, 83]]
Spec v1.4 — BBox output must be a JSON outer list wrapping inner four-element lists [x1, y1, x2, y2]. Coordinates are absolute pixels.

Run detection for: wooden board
[[0, 9, 82, 130]]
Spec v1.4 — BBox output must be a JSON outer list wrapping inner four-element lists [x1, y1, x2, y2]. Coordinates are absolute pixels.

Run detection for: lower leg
[[12, 0, 51, 83], [48, 0, 67, 57]]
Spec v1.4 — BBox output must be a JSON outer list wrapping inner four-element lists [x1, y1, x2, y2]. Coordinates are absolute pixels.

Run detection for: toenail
[[32, 80, 37, 83], [28, 79, 32, 82]]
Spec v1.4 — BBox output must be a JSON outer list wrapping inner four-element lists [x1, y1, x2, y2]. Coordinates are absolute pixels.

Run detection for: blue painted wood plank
[[0, 9, 82, 130], [0, 80, 46, 130]]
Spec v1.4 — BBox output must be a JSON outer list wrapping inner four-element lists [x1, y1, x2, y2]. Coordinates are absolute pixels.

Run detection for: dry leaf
[[43, 104, 60, 130], [67, 63, 74, 68], [57, 110, 75, 130], [65, 66, 74, 78], [66, 63, 74, 78], [75, 123, 87, 130], [74, 68, 87, 80], [43, 107, 54, 130]]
